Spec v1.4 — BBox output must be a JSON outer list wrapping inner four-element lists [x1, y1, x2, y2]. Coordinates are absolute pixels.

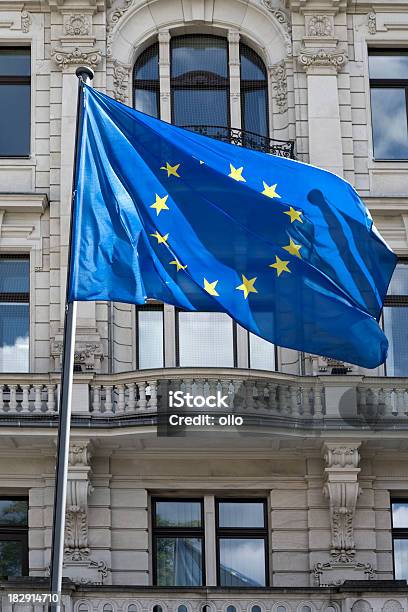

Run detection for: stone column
[[158, 28, 171, 123], [228, 29, 241, 130], [298, 11, 346, 176]]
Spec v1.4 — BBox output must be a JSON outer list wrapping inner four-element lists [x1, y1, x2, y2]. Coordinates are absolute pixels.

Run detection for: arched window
[[133, 34, 269, 137]]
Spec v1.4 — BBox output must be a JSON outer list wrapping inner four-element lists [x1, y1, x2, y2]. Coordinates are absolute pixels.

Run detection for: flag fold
[[69, 85, 397, 368]]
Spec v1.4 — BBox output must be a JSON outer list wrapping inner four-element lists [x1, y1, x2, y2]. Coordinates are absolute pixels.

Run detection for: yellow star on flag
[[282, 238, 302, 258], [150, 194, 169, 216], [269, 256, 290, 277], [229, 164, 246, 182], [150, 231, 169, 245], [170, 259, 187, 272], [284, 207, 303, 223], [160, 162, 180, 178], [261, 181, 281, 199], [204, 278, 219, 296], [236, 275, 257, 299]]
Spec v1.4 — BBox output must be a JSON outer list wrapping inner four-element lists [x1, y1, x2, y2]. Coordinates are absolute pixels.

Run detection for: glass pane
[[219, 538, 266, 586], [134, 89, 159, 118], [249, 333, 275, 371], [137, 309, 163, 369], [0, 84, 30, 156], [0, 540, 23, 577], [392, 502, 408, 528], [0, 499, 28, 525], [370, 88, 408, 160], [178, 312, 234, 367], [155, 500, 202, 528], [218, 501, 265, 528], [172, 89, 229, 127], [0, 48, 30, 77], [241, 45, 267, 81], [383, 307, 408, 376], [171, 36, 228, 78], [387, 262, 408, 296], [156, 537, 203, 586], [394, 539, 408, 580], [134, 44, 159, 80], [0, 303, 29, 372], [0, 258, 29, 293], [242, 89, 268, 137], [369, 54, 408, 80]]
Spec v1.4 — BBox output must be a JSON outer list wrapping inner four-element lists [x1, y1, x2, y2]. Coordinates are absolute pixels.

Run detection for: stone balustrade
[[0, 371, 406, 429]]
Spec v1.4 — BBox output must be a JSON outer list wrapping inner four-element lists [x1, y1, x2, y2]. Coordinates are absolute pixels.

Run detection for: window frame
[[382, 258, 408, 377], [0, 47, 31, 158], [0, 496, 29, 578], [391, 497, 408, 580], [215, 497, 269, 587], [368, 48, 408, 162], [151, 497, 206, 586], [239, 42, 269, 138], [136, 304, 165, 370], [175, 308, 238, 368], [132, 42, 160, 119]]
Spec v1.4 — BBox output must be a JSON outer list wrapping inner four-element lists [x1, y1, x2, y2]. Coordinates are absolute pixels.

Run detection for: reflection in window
[[137, 306, 164, 369], [0, 48, 30, 156], [0, 256, 29, 372], [133, 43, 159, 117], [0, 498, 28, 578], [177, 311, 234, 367], [383, 262, 408, 376], [240, 43, 269, 143], [369, 51, 408, 160], [153, 499, 204, 586], [392, 500, 408, 580], [216, 499, 267, 586]]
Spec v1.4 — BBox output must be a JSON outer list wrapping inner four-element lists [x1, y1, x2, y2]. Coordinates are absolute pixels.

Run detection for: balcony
[[0, 370, 407, 433], [181, 125, 295, 158], [1, 580, 408, 612]]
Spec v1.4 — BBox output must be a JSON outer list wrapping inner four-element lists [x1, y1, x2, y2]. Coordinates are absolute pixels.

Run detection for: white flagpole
[[49, 66, 94, 612]]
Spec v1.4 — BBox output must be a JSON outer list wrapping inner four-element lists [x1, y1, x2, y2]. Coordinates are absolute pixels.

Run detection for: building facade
[[0, 0, 408, 610]]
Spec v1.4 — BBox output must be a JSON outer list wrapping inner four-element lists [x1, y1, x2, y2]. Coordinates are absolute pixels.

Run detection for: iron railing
[[181, 125, 295, 158]]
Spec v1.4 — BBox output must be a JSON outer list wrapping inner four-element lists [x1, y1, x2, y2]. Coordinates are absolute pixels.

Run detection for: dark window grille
[[0, 497, 29, 578], [0, 255, 30, 373], [391, 499, 408, 580], [0, 48, 31, 156], [152, 498, 205, 586], [215, 499, 268, 587], [368, 49, 408, 160]]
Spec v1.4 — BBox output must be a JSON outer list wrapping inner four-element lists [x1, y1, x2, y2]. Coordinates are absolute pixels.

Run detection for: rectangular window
[[177, 311, 235, 367], [216, 499, 268, 586], [249, 333, 276, 371], [136, 305, 164, 369], [152, 498, 204, 586], [0, 497, 28, 578], [0, 48, 31, 156], [383, 261, 408, 376], [0, 255, 30, 372], [368, 50, 408, 160], [392, 499, 408, 580]]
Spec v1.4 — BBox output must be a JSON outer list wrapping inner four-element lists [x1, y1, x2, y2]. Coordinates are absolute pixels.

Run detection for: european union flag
[[69, 85, 397, 369]]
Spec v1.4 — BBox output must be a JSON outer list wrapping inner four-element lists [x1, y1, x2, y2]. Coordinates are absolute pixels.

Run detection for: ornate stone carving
[[65, 505, 90, 560], [64, 14, 91, 37], [367, 12, 377, 35], [351, 601, 373, 612], [21, 11, 31, 33], [260, 1, 291, 33], [51, 340, 103, 371], [269, 61, 288, 113], [382, 602, 404, 612], [298, 47, 347, 71], [52, 47, 102, 69], [113, 60, 130, 104], [314, 561, 374, 586], [107, 0, 135, 57], [307, 15, 333, 37], [323, 442, 361, 562], [69, 441, 90, 467], [64, 441, 92, 562]]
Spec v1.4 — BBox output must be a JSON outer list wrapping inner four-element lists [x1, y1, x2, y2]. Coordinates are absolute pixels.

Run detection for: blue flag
[[69, 85, 397, 368]]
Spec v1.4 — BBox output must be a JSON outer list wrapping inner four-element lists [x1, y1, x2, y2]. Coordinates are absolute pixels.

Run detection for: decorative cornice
[[52, 47, 102, 69], [298, 46, 347, 71]]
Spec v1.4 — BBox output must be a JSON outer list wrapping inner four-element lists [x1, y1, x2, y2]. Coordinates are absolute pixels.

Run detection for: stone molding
[[298, 46, 347, 72], [51, 47, 102, 70], [314, 560, 375, 586], [268, 60, 288, 113], [107, 0, 134, 57], [323, 442, 361, 562]]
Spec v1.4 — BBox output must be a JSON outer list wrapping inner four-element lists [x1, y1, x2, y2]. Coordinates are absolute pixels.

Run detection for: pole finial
[[76, 65, 94, 83]]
